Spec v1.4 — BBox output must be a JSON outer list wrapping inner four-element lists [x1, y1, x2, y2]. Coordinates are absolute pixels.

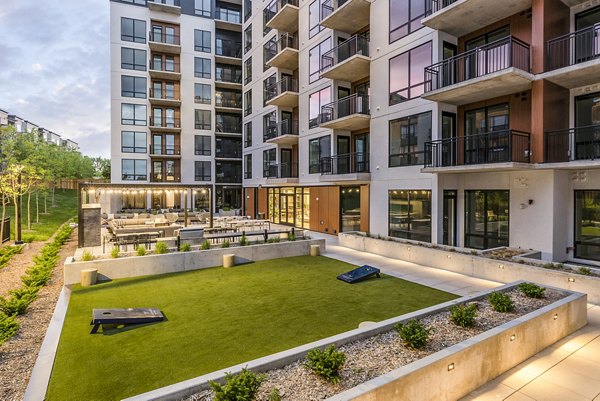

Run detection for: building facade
[[240, 0, 600, 264]]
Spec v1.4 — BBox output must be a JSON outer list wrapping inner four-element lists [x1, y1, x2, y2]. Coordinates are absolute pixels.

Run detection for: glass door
[[465, 190, 509, 249], [337, 87, 350, 118], [441, 42, 457, 87], [152, 134, 162, 155], [574, 92, 600, 160], [575, 7, 600, 63], [354, 133, 369, 172], [281, 111, 293, 135], [337, 136, 350, 174], [166, 26, 176, 45], [441, 112, 456, 166], [443, 190, 457, 246], [165, 134, 175, 155], [281, 148, 292, 178], [575, 190, 600, 261], [279, 188, 295, 225]]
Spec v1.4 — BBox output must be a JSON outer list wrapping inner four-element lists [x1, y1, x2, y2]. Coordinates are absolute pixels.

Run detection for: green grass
[[46, 256, 457, 401], [5, 189, 77, 242]]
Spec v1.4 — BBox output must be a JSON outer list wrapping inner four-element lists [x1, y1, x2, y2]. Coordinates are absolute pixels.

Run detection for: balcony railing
[[424, 36, 531, 92], [321, 0, 349, 19], [264, 0, 299, 24], [215, 7, 242, 24], [149, 117, 181, 128], [149, 88, 179, 100], [149, 0, 180, 5], [424, 130, 531, 168], [320, 94, 370, 123], [321, 34, 369, 71], [264, 119, 299, 141], [545, 125, 600, 163], [265, 77, 298, 102], [216, 39, 242, 59], [320, 152, 370, 175], [150, 59, 180, 73], [547, 24, 600, 71], [151, 174, 181, 183], [149, 31, 180, 46], [215, 66, 242, 84], [265, 33, 298, 63], [426, 0, 457, 14], [216, 122, 243, 134], [215, 93, 243, 109], [264, 162, 298, 179], [149, 145, 181, 156]]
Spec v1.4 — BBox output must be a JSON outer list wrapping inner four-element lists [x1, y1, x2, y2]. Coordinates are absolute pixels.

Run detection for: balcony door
[[354, 133, 369, 172], [281, 148, 292, 178], [574, 92, 600, 160], [337, 136, 350, 174], [281, 111, 293, 135], [464, 104, 509, 164], [279, 188, 295, 226], [465, 26, 510, 79], [575, 7, 600, 64], [465, 190, 509, 250], [337, 87, 350, 119]]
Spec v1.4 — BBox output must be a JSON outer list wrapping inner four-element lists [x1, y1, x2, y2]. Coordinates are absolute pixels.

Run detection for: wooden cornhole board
[[90, 308, 164, 334]]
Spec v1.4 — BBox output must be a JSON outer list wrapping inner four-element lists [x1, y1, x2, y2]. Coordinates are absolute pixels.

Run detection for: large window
[[194, 30, 211, 52], [465, 190, 509, 249], [195, 161, 211, 181], [195, 135, 211, 155], [121, 18, 146, 43], [244, 25, 252, 52], [465, 104, 509, 136], [309, 135, 330, 173], [244, 121, 252, 147], [244, 90, 252, 116], [121, 48, 146, 71], [263, 35, 277, 71], [309, 0, 324, 38], [195, 0, 211, 17], [389, 112, 431, 167], [244, 154, 252, 179], [195, 57, 211, 79], [244, 57, 253, 84], [121, 76, 146, 98], [121, 131, 147, 153], [216, 161, 242, 183], [263, 148, 276, 177], [195, 83, 211, 104], [263, 73, 276, 105], [389, 0, 429, 43], [122, 159, 147, 181], [121, 104, 147, 126], [309, 38, 331, 83], [308, 87, 331, 128], [195, 109, 211, 130], [575, 190, 600, 261], [389, 41, 432, 105], [263, 111, 276, 140], [388, 190, 432, 242]]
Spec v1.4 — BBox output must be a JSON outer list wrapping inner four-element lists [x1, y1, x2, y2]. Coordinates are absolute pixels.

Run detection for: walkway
[[310, 232, 600, 401]]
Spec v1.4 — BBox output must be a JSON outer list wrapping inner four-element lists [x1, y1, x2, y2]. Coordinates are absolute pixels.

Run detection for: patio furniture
[[90, 308, 164, 334]]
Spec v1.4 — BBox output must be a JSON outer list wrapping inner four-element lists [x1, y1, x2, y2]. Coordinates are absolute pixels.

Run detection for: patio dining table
[[115, 231, 162, 251]]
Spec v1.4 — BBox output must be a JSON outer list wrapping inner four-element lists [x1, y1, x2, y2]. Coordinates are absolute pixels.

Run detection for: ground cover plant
[[0, 245, 23, 270], [46, 256, 457, 400]]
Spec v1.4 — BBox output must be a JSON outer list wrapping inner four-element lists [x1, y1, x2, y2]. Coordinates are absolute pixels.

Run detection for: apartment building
[[241, 0, 600, 264], [109, 0, 243, 211]]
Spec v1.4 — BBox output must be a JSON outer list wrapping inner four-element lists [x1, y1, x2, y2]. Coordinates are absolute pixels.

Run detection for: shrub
[[201, 240, 211, 250], [81, 250, 94, 262], [488, 292, 514, 313], [0, 246, 23, 270], [0, 293, 36, 316], [222, 240, 230, 248], [0, 312, 19, 346], [304, 345, 346, 384], [268, 388, 281, 401], [287, 232, 296, 242], [22, 234, 35, 243], [518, 282, 545, 298], [267, 237, 280, 244], [154, 242, 169, 254], [450, 304, 478, 328], [239, 235, 250, 246], [180, 243, 191, 252], [110, 247, 120, 259], [209, 368, 266, 401], [394, 319, 431, 349], [136, 245, 146, 256], [578, 267, 592, 276]]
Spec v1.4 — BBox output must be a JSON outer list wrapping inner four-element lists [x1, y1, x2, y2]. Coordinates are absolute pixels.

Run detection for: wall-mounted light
[[510, 334, 516, 342], [554, 314, 558, 320], [407, 247, 411, 251], [447, 255, 451, 259], [447, 363, 455, 371], [568, 277, 575, 283], [499, 264, 504, 269]]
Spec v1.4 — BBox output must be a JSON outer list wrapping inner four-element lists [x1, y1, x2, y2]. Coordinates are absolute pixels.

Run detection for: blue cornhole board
[[337, 265, 381, 284]]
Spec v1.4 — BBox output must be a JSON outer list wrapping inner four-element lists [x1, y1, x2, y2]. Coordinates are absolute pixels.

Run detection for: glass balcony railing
[[264, 119, 299, 141]]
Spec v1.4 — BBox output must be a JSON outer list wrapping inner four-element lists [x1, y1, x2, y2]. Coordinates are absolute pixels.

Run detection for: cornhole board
[[337, 265, 381, 284], [90, 308, 164, 334]]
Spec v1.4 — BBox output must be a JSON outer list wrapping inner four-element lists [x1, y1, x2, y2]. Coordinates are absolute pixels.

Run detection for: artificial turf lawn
[[46, 256, 457, 400]]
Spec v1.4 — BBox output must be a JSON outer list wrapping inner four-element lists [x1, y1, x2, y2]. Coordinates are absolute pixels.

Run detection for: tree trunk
[[27, 192, 31, 231], [36, 192, 39, 224], [13, 196, 18, 241]]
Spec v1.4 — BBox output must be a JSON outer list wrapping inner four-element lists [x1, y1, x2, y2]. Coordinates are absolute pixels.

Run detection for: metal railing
[[264, 162, 298, 179], [424, 36, 531, 92], [265, 76, 298, 102], [149, 88, 179, 100], [547, 24, 600, 71], [149, 59, 180, 73], [149, 144, 181, 156], [215, 92, 243, 108], [320, 152, 369, 175], [320, 94, 370, 124], [150, 174, 181, 183], [216, 122, 243, 134], [265, 33, 298, 63], [148, 0, 181, 6], [264, 0, 299, 24], [264, 119, 299, 141], [389, 150, 426, 167], [545, 125, 600, 163], [215, 6, 242, 23], [215, 66, 242, 84], [216, 141, 243, 158], [427, 0, 457, 14], [321, 35, 369, 72], [149, 31, 180, 46], [424, 130, 531, 168], [321, 0, 350, 19], [216, 39, 242, 58], [149, 117, 181, 128]]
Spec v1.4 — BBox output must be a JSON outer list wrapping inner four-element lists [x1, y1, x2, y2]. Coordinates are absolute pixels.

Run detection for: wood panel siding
[[531, 0, 570, 74]]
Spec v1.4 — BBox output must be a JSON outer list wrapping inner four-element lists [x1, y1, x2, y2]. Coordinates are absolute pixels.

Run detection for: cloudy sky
[[0, 0, 110, 157]]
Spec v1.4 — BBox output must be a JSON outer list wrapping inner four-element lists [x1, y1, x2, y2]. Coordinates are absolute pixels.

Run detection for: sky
[[0, 0, 111, 157]]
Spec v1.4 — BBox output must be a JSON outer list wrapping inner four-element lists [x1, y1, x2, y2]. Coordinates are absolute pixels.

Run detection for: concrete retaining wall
[[64, 239, 325, 285], [338, 233, 600, 304]]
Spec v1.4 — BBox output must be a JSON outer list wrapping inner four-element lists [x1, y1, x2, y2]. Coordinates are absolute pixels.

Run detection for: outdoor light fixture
[[568, 277, 575, 283], [510, 334, 516, 342], [447, 255, 451, 259], [554, 314, 558, 320], [447, 363, 455, 371], [499, 264, 504, 269], [407, 247, 411, 251]]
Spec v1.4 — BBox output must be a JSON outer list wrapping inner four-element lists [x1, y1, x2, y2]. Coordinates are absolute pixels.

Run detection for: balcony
[[422, 36, 533, 105], [545, 125, 600, 167], [215, 6, 242, 32], [319, 152, 370, 182], [319, 94, 370, 130], [543, 24, 600, 89], [216, 120, 243, 135], [320, 0, 370, 34], [149, 60, 181, 80], [266, 33, 299, 70], [149, 88, 181, 107], [265, 0, 299, 32], [148, 31, 181, 54], [151, 174, 181, 183], [215, 93, 243, 113], [148, 0, 181, 15], [149, 117, 181, 133], [215, 39, 243, 65], [149, 144, 181, 158], [264, 120, 299, 145], [422, 0, 532, 37], [320, 35, 370, 82], [215, 66, 242, 89], [423, 130, 531, 173], [215, 144, 243, 159], [265, 163, 299, 184], [265, 77, 299, 108]]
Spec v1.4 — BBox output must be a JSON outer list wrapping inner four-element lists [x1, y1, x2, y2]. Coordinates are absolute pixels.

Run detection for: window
[[465, 190, 509, 250], [121, 76, 147, 98], [244, 121, 252, 147], [244, 25, 252, 52], [263, 36, 277, 71], [389, 112, 431, 167], [121, 18, 146, 43], [575, 190, 600, 261], [309, 0, 324, 38], [389, 41, 431, 105], [263, 148, 276, 177], [308, 87, 331, 128], [121, 48, 146, 71], [263, 4, 274, 35], [195, 57, 211, 79], [195, 161, 211, 181], [195, 135, 211, 155], [216, 137, 242, 158], [195, 83, 211, 104], [122, 192, 146, 209], [194, 30, 211, 52], [388, 190, 432, 242], [195, 109, 211, 130], [465, 104, 509, 136], [216, 161, 242, 183], [216, 113, 242, 133], [389, 0, 430, 43], [122, 159, 147, 181], [195, 0, 211, 17], [263, 111, 276, 140], [244, 0, 252, 21], [309, 38, 331, 83], [121, 104, 147, 126], [244, 90, 252, 116], [244, 57, 253, 84], [244, 154, 252, 179], [263, 73, 276, 105], [121, 131, 147, 153], [309, 135, 330, 173]]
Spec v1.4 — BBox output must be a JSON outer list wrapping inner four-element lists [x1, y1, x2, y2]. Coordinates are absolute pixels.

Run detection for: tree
[[92, 157, 111, 180], [1, 164, 41, 239]]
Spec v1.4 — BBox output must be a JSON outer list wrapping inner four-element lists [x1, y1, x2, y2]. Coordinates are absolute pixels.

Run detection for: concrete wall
[[64, 239, 325, 285]]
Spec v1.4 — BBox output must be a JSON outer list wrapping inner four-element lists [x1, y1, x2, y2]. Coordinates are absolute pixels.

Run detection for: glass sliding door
[[340, 186, 361, 232], [575, 190, 600, 261], [574, 92, 600, 160], [465, 190, 509, 249], [443, 190, 457, 246]]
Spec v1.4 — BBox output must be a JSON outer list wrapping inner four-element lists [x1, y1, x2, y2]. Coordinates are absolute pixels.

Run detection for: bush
[[0, 246, 23, 270], [136, 245, 146, 256], [304, 345, 346, 384], [450, 304, 478, 328], [268, 388, 281, 401], [154, 242, 169, 254], [201, 240, 211, 250], [0, 293, 36, 316], [180, 243, 191, 252], [518, 282, 545, 298], [394, 319, 431, 349], [0, 312, 19, 346], [110, 247, 120, 259], [578, 267, 592, 276], [222, 240, 230, 248], [267, 237, 280, 244], [239, 235, 249, 246], [81, 250, 94, 262], [209, 368, 266, 401], [287, 232, 296, 242], [488, 292, 514, 313]]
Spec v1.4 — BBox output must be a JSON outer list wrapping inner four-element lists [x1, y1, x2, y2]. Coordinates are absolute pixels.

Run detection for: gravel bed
[[182, 287, 565, 401]]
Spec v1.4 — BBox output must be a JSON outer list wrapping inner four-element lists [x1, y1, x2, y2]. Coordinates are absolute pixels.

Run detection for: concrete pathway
[[309, 232, 600, 401]]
